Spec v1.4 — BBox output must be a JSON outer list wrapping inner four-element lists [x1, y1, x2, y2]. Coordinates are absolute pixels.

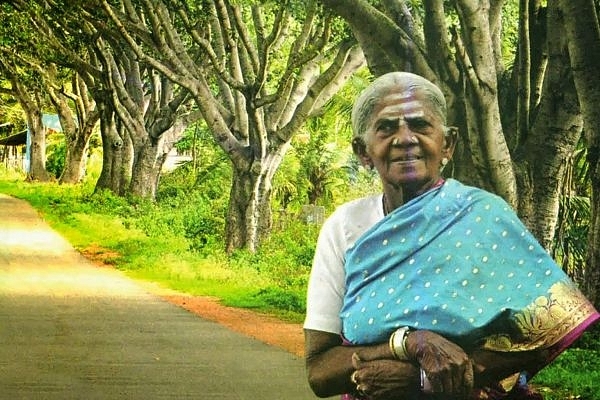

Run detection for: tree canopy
[[1, 0, 365, 252]]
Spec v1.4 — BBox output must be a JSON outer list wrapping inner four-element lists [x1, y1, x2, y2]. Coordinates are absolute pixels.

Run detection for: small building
[[0, 115, 63, 172], [0, 123, 28, 170]]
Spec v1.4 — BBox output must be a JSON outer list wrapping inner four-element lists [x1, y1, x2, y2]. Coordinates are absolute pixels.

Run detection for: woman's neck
[[382, 178, 445, 215]]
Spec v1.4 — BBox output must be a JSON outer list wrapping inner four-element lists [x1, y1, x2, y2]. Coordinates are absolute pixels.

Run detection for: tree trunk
[[95, 104, 132, 196], [25, 108, 50, 182], [226, 149, 286, 253], [52, 100, 97, 185], [59, 127, 92, 184], [50, 74, 99, 184], [586, 154, 600, 307], [129, 136, 162, 199], [13, 82, 50, 182], [558, 0, 600, 307], [226, 172, 274, 254], [515, 1, 583, 249]]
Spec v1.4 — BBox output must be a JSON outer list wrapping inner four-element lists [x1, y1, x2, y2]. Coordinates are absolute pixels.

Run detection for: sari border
[[547, 311, 600, 361]]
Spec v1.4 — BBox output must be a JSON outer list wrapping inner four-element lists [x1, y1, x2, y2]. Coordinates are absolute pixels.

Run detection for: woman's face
[[361, 86, 454, 194]]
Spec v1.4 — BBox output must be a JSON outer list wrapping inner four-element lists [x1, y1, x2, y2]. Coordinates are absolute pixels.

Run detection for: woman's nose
[[391, 122, 418, 145]]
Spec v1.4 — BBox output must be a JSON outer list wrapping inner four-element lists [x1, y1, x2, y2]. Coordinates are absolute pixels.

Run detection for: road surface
[[0, 193, 320, 400]]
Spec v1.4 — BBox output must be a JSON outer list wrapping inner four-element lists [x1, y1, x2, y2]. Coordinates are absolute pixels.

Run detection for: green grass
[[0, 172, 306, 322], [531, 348, 600, 400]]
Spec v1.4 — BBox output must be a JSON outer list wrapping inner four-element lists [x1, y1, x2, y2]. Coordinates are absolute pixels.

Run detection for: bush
[[229, 219, 318, 290], [46, 141, 66, 179], [253, 286, 306, 312]]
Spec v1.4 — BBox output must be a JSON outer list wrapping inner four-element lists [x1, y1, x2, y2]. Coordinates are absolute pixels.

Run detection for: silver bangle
[[389, 326, 412, 360], [421, 368, 432, 393]]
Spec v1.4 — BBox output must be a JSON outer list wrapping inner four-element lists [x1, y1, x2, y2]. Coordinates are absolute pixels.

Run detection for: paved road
[[0, 193, 320, 399]]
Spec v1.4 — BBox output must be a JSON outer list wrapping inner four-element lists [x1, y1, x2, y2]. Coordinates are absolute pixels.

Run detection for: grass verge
[[0, 175, 306, 323]]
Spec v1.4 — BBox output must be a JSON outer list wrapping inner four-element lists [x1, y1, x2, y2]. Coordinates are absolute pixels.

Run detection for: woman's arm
[[306, 328, 551, 399], [304, 329, 419, 398]]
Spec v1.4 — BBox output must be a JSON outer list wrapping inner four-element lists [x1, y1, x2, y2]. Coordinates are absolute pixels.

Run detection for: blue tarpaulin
[[41, 114, 62, 132], [24, 114, 63, 172]]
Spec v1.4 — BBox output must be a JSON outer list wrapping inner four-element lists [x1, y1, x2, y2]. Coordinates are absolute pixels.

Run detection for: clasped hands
[[351, 330, 474, 399]]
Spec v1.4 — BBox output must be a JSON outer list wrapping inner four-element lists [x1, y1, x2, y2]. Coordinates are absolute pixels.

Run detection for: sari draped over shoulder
[[340, 179, 599, 399]]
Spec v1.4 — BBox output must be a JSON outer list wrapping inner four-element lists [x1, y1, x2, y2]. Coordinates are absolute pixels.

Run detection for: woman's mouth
[[392, 155, 422, 163]]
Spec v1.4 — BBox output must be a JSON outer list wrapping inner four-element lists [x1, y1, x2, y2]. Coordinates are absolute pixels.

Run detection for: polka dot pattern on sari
[[341, 179, 567, 345]]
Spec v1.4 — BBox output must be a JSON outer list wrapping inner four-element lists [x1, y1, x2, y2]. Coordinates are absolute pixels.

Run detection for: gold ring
[[351, 370, 359, 384], [356, 383, 367, 397]]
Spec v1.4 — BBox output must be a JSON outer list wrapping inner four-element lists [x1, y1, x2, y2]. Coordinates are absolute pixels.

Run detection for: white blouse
[[303, 194, 384, 334]]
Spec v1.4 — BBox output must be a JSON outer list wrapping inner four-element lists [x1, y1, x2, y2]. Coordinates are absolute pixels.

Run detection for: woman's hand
[[405, 330, 474, 397], [470, 348, 549, 388], [305, 329, 395, 397], [351, 353, 420, 400]]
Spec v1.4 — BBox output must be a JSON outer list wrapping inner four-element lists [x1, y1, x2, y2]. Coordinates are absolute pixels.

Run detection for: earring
[[440, 157, 449, 172]]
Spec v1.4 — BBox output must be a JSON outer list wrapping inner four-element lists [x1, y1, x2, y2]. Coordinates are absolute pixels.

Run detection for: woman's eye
[[406, 118, 430, 132], [377, 121, 398, 135]]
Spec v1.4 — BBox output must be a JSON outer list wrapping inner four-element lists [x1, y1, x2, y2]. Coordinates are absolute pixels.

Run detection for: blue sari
[[341, 179, 598, 397]]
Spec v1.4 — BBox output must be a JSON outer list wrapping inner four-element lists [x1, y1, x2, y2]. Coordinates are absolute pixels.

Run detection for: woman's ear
[[352, 137, 373, 169], [442, 127, 458, 158]]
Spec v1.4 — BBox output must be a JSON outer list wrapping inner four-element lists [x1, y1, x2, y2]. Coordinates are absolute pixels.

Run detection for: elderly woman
[[303, 72, 599, 400]]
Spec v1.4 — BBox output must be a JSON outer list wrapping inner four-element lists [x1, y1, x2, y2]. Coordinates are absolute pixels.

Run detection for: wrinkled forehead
[[351, 72, 447, 138], [373, 90, 438, 121]]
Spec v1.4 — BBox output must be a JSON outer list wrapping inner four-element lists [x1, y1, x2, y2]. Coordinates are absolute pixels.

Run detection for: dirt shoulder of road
[[160, 294, 305, 357]]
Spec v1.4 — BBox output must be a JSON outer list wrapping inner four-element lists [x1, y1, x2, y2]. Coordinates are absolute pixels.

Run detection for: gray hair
[[351, 72, 447, 141]]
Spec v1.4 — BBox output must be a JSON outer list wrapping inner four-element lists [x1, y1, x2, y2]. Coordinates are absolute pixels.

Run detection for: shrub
[[46, 141, 66, 179]]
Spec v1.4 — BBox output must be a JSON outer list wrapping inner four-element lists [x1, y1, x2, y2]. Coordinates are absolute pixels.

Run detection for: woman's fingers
[[422, 362, 473, 396], [352, 343, 473, 398], [406, 330, 475, 396], [351, 356, 421, 399], [463, 362, 475, 396]]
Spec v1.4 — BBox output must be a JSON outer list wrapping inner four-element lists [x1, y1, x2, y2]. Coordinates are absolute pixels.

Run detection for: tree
[[9, 76, 51, 182], [320, 0, 600, 305], [0, 67, 51, 182], [289, 72, 369, 209], [0, 60, 98, 185], [296, 119, 348, 206], [1, 3, 100, 184], [45, 68, 99, 184], [91, 0, 365, 252], [91, 34, 200, 198], [0, 4, 50, 181], [558, 0, 600, 306], [4, 0, 200, 198]]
